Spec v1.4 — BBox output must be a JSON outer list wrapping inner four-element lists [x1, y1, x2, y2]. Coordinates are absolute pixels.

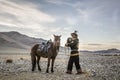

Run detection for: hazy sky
[[0, 0, 120, 50]]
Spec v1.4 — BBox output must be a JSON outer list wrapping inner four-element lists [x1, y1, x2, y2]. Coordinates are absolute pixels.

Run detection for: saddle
[[37, 41, 51, 53]]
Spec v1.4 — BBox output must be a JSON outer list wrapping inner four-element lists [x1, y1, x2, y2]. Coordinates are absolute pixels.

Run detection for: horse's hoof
[[38, 69, 41, 72], [46, 71, 49, 73], [46, 72, 49, 73], [32, 69, 34, 72], [39, 70, 41, 72]]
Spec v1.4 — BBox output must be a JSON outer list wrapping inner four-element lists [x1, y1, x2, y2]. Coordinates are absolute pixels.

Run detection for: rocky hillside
[[93, 48, 120, 53], [0, 31, 46, 52]]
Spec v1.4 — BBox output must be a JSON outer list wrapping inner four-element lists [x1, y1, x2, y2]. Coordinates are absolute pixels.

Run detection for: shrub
[[6, 59, 13, 63], [20, 57, 24, 60]]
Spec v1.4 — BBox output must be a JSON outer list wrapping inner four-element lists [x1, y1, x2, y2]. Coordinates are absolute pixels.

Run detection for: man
[[65, 31, 82, 74]]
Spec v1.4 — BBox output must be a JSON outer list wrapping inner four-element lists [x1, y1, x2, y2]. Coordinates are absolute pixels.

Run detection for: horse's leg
[[31, 53, 36, 71], [46, 57, 51, 73], [37, 56, 41, 71], [51, 57, 55, 73]]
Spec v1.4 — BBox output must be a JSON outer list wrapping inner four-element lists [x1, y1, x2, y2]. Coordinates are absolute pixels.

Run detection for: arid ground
[[0, 52, 120, 80]]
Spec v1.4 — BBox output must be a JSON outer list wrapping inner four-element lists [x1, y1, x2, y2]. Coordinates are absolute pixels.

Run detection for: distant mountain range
[[0, 31, 46, 53], [0, 31, 120, 53], [80, 48, 120, 53], [93, 48, 120, 53]]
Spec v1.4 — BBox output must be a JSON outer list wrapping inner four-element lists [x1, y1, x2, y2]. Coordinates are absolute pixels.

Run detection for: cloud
[[45, 0, 105, 26], [80, 43, 120, 51], [65, 17, 78, 25], [0, 0, 55, 31], [87, 44, 103, 46], [0, 0, 120, 50], [49, 0, 120, 27]]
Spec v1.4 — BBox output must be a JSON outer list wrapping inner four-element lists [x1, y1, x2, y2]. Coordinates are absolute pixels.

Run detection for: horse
[[30, 34, 61, 73]]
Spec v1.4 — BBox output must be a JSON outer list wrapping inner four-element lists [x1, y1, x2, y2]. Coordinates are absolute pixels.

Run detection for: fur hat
[[71, 30, 78, 37]]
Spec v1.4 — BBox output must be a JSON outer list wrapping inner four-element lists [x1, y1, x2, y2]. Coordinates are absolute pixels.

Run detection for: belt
[[71, 49, 78, 51], [70, 53, 79, 56]]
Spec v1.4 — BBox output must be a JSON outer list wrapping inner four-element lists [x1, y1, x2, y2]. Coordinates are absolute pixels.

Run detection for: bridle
[[53, 38, 60, 51]]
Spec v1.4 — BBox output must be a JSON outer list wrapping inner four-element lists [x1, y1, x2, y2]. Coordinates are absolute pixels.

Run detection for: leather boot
[[66, 70, 72, 74], [76, 69, 83, 74]]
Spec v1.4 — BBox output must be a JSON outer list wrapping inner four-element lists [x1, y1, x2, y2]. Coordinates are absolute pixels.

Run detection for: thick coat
[[66, 38, 79, 54]]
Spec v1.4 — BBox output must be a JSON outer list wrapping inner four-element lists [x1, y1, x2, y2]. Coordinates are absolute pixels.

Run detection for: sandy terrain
[[0, 52, 120, 80]]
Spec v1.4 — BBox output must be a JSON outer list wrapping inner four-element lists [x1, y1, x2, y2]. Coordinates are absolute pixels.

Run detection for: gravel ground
[[0, 53, 120, 80]]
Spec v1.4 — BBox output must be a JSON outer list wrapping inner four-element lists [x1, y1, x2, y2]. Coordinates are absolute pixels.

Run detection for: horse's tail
[[30, 44, 39, 71], [31, 44, 39, 54]]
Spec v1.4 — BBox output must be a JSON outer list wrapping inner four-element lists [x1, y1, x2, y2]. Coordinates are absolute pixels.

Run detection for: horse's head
[[53, 34, 61, 51]]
